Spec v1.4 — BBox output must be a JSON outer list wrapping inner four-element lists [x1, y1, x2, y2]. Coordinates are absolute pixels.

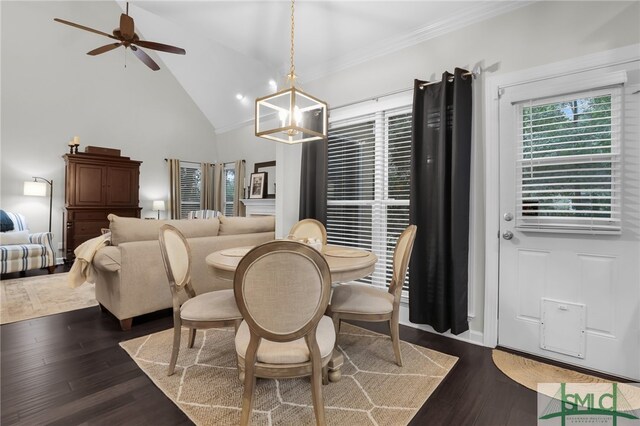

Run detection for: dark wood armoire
[[63, 151, 142, 260]]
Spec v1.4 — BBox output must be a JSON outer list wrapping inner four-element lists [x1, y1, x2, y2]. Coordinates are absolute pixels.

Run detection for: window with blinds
[[516, 87, 621, 233], [180, 162, 201, 219], [327, 106, 412, 290], [224, 165, 236, 216]]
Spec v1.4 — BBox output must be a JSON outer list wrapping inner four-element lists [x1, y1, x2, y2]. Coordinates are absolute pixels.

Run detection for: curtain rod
[[418, 70, 474, 89], [164, 158, 241, 166], [331, 68, 479, 111]]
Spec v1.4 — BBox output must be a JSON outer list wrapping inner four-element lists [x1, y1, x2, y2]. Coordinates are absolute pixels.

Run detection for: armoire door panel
[[107, 167, 138, 205], [74, 165, 105, 205]]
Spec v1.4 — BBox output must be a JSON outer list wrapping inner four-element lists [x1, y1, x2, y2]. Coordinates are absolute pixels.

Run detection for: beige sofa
[[93, 214, 275, 330]]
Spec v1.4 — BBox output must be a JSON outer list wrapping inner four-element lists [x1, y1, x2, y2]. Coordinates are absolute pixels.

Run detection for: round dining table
[[206, 244, 378, 285], [205, 243, 378, 382]]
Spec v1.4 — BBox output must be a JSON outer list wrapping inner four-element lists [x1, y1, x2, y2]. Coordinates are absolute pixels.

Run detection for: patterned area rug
[[0, 273, 97, 324], [120, 323, 457, 425]]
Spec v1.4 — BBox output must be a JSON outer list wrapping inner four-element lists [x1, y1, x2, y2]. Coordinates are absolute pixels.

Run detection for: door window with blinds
[[327, 106, 411, 290], [516, 87, 622, 233]]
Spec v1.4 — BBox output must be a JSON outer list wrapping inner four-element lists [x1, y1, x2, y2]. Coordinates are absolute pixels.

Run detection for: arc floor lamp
[[23, 177, 53, 233]]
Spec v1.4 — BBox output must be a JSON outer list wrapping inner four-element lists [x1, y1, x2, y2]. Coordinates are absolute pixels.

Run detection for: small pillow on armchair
[[0, 210, 14, 232], [0, 230, 30, 245]]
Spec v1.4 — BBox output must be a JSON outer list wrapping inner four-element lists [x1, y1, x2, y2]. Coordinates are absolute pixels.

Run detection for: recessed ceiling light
[[236, 93, 244, 100], [268, 79, 277, 89]]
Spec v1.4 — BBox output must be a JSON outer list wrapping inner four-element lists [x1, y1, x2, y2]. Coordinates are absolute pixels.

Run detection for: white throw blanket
[[68, 233, 111, 288]]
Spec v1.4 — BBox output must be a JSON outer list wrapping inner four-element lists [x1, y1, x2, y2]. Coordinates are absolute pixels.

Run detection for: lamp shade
[[24, 181, 47, 197], [152, 200, 166, 211], [255, 86, 327, 144]]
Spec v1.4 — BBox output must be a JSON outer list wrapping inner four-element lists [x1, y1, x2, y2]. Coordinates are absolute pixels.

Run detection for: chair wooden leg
[[322, 365, 329, 385], [331, 314, 341, 345], [188, 328, 196, 348], [307, 336, 326, 425], [240, 336, 259, 426], [168, 322, 182, 376], [390, 311, 402, 367], [47, 265, 56, 274]]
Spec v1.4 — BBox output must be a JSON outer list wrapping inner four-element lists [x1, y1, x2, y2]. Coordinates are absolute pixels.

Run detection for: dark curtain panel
[[409, 68, 472, 335], [299, 138, 327, 223]]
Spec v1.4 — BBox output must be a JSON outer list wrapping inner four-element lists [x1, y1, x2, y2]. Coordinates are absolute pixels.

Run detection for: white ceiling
[[116, 1, 529, 133]]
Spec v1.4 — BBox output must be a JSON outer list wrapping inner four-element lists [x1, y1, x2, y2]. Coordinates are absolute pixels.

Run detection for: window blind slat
[[516, 90, 621, 233]]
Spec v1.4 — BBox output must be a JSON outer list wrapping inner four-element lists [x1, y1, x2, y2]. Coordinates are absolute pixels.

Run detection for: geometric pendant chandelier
[[255, 0, 328, 144]]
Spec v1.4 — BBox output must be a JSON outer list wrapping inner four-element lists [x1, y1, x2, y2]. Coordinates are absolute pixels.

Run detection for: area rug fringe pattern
[[120, 323, 458, 425], [0, 273, 97, 324]]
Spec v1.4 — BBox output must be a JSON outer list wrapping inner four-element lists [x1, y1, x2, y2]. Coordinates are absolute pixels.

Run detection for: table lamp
[[153, 200, 165, 220]]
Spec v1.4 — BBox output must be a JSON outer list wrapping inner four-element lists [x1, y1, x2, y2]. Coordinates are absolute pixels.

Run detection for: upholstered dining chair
[[159, 224, 243, 376], [328, 225, 417, 367], [234, 240, 335, 426], [288, 218, 327, 244]]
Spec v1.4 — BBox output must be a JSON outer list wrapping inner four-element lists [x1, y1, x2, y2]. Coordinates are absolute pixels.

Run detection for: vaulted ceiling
[[116, 1, 530, 133]]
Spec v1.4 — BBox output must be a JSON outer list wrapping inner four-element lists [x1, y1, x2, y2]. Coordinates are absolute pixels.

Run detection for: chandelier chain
[[289, 0, 295, 79]]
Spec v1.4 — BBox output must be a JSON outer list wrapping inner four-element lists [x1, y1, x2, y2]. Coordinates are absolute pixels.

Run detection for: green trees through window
[[517, 89, 620, 231]]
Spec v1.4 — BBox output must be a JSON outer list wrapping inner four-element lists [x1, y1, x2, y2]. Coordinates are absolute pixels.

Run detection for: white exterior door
[[497, 64, 640, 380]]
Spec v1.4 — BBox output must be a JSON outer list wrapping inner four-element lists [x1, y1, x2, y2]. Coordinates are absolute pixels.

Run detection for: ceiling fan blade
[[130, 45, 160, 71], [133, 40, 186, 55], [120, 13, 135, 40], [54, 18, 117, 40], [87, 43, 122, 56]]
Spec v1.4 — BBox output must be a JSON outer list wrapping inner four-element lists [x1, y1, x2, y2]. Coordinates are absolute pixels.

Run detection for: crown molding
[[302, 1, 535, 83]]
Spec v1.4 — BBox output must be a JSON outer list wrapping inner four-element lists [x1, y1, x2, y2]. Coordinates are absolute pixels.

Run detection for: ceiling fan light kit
[[255, 0, 328, 144], [53, 2, 185, 71]]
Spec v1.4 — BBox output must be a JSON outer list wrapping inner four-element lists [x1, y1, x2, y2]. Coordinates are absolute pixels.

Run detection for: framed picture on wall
[[249, 172, 266, 199]]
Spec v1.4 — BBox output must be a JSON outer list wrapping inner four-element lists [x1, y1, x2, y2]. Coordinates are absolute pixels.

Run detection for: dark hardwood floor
[[2, 267, 538, 425]]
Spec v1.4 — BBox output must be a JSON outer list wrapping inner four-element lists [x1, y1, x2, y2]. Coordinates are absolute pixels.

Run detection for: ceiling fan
[[54, 2, 186, 71]]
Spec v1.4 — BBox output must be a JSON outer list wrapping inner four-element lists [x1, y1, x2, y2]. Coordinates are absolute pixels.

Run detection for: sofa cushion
[[108, 215, 220, 246], [93, 246, 121, 272], [218, 216, 275, 236], [0, 230, 30, 245]]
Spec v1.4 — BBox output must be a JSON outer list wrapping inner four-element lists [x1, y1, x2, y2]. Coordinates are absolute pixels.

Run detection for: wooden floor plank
[[1, 270, 544, 425]]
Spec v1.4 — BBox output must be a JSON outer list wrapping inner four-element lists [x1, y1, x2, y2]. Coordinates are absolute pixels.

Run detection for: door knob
[[502, 231, 514, 240], [503, 212, 513, 221]]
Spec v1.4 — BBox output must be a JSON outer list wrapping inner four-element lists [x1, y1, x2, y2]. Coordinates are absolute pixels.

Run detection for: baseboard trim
[[399, 304, 485, 346]]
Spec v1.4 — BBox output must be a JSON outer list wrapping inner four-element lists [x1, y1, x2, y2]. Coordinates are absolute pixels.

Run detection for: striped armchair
[[0, 212, 56, 274]]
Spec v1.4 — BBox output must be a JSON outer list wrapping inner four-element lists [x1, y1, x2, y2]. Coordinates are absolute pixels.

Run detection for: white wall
[[1, 1, 217, 259], [216, 1, 640, 337], [215, 122, 276, 193]]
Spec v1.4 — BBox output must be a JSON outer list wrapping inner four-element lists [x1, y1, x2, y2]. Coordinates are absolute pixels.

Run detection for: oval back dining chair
[[234, 240, 335, 426], [328, 224, 417, 366], [288, 218, 327, 245], [159, 224, 242, 376]]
